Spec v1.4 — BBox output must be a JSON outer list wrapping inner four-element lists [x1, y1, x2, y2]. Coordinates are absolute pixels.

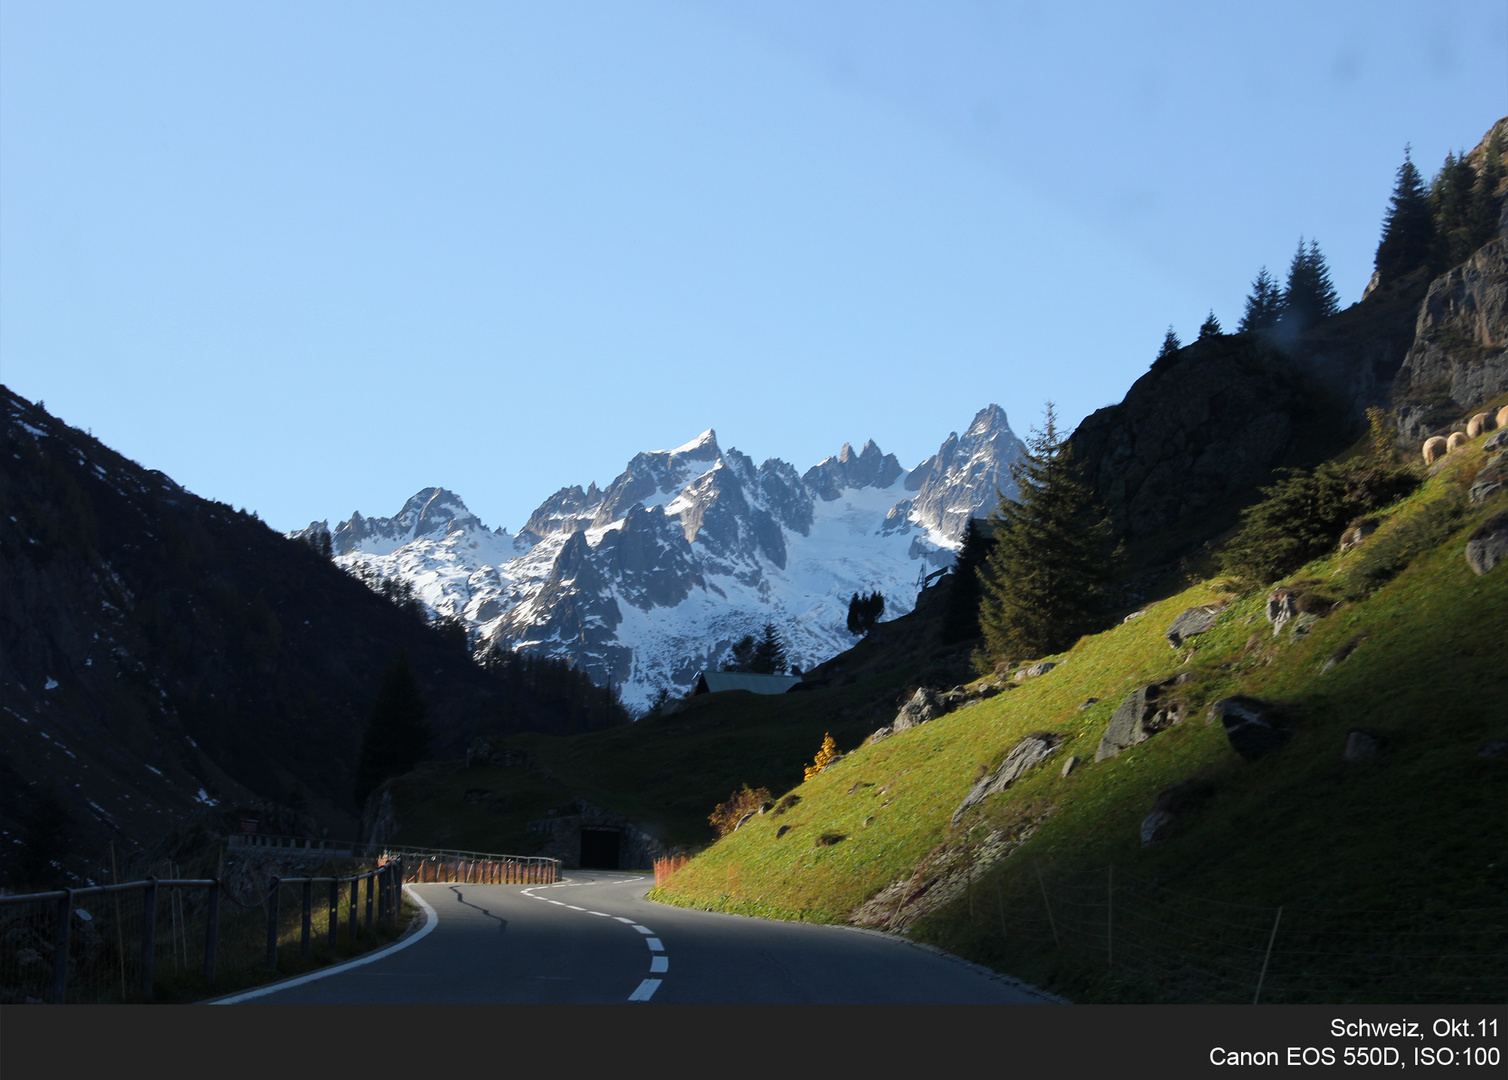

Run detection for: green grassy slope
[[652, 434, 1508, 1002]]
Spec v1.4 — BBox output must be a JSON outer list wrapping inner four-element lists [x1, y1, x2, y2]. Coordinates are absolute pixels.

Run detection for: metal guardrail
[[0, 838, 560, 1004]]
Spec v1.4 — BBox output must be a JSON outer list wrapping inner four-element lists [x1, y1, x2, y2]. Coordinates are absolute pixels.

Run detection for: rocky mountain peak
[[322, 405, 1025, 711]]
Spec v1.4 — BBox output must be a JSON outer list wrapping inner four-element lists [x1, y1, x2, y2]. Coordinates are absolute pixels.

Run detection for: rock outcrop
[[1209, 697, 1292, 761], [1165, 604, 1224, 648], [952, 734, 1061, 825], [1469, 453, 1507, 505], [1096, 679, 1187, 762], [1465, 512, 1508, 575], [1393, 231, 1508, 415]]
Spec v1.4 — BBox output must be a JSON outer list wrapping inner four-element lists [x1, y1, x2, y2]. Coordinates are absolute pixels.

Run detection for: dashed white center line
[[628, 979, 662, 1001], [517, 879, 667, 1002]]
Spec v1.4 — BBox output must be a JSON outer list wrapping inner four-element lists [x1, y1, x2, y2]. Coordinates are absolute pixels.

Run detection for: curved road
[[218, 871, 1059, 1004]]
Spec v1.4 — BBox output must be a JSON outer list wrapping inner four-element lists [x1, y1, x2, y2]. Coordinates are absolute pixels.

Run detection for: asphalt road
[[219, 871, 1059, 1004]]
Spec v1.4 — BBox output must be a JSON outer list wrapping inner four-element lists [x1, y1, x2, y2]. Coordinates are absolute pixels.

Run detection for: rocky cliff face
[[320, 407, 1025, 712], [1067, 315, 1412, 549], [1072, 122, 1508, 554], [1394, 211, 1508, 435]]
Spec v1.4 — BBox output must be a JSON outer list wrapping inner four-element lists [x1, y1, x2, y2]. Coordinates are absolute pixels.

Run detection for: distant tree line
[[1154, 129, 1504, 356], [721, 622, 791, 674], [1374, 134, 1503, 285], [846, 590, 885, 636]]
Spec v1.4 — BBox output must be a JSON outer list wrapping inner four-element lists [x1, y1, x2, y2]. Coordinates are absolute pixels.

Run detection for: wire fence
[[0, 841, 560, 1004], [949, 862, 1508, 1004]]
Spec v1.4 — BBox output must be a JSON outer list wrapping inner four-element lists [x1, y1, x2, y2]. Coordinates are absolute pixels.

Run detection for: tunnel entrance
[[579, 828, 621, 870]]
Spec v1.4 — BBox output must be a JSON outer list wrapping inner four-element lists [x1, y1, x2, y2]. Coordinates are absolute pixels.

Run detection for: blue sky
[[3, 1, 1504, 533]]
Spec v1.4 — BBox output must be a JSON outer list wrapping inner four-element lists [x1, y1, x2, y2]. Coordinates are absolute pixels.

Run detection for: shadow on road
[[448, 885, 508, 935]]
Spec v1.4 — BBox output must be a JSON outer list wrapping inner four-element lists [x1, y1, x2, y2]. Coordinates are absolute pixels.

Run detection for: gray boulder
[[1266, 588, 1299, 636], [1210, 696, 1292, 761], [1140, 803, 1176, 846], [1140, 781, 1215, 845], [1096, 680, 1187, 762], [892, 687, 944, 733], [1166, 604, 1224, 648], [1013, 660, 1057, 682], [1339, 517, 1379, 553], [1466, 512, 1508, 575], [1320, 634, 1366, 674], [1343, 730, 1379, 763], [1484, 428, 1508, 453], [952, 734, 1060, 824], [1469, 454, 1506, 505]]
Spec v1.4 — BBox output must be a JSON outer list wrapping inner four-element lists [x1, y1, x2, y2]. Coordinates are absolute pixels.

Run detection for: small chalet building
[[692, 671, 804, 696]]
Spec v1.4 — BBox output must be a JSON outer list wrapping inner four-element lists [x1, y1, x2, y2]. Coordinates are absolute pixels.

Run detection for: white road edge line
[[645, 938, 663, 951], [631, 924, 652, 934], [650, 955, 668, 973], [207, 885, 438, 1004], [627, 978, 661, 1002]]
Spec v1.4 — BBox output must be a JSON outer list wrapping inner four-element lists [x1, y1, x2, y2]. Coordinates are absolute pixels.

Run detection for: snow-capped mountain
[[293, 405, 1023, 712]]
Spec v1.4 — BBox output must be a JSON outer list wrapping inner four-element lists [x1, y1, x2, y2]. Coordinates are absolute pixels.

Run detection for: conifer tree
[[1156, 325, 1181, 361], [751, 622, 788, 674], [846, 590, 885, 635], [975, 404, 1118, 666], [1430, 150, 1478, 268], [721, 634, 757, 672], [1238, 266, 1284, 333], [940, 518, 995, 643], [1280, 237, 1339, 330], [354, 650, 434, 808], [1198, 310, 1222, 340], [1374, 146, 1435, 283], [1470, 129, 1504, 249]]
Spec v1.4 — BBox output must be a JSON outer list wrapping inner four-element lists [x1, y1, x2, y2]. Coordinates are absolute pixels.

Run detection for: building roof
[[694, 671, 805, 695]]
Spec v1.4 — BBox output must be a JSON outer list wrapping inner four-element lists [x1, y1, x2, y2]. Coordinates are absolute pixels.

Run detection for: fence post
[[348, 875, 357, 937], [1253, 906, 1284, 1004], [1107, 863, 1114, 968], [141, 876, 159, 1001], [266, 876, 281, 972], [328, 879, 338, 951], [301, 880, 313, 959], [365, 871, 374, 929], [50, 890, 73, 1005], [204, 880, 220, 987], [1034, 860, 1060, 950]]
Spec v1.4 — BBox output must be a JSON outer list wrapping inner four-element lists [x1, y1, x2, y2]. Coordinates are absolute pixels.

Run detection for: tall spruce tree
[[1280, 237, 1339, 330], [1470, 129, 1504, 249], [1197, 310, 1222, 340], [721, 634, 757, 671], [1156, 325, 1182, 361], [846, 591, 885, 635], [1238, 266, 1284, 333], [750, 622, 788, 674], [353, 650, 434, 808], [940, 518, 995, 643], [1374, 146, 1435, 283], [1430, 150, 1479, 268], [975, 404, 1118, 666]]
